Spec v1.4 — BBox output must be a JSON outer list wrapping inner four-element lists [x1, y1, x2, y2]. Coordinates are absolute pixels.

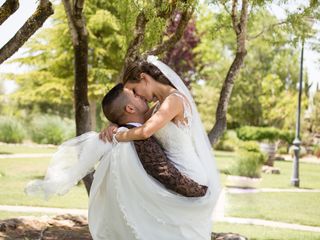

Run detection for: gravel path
[[0, 205, 87, 216], [0, 153, 53, 159], [1, 203, 319, 233]]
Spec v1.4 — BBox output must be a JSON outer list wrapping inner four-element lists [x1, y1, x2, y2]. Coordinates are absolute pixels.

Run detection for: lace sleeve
[[171, 92, 192, 128]]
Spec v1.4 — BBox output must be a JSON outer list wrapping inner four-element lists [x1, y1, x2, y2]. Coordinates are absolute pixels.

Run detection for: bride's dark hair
[[122, 59, 175, 87]]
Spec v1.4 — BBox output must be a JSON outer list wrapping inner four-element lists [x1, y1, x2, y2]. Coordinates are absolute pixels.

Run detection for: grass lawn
[[0, 157, 88, 209], [0, 211, 57, 220], [214, 150, 320, 189], [0, 146, 319, 239], [260, 161, 320, 189], [0, 144, 57, 154], [214, 150, 320, 228], [213, 222, 320, 240], [225, 192, 320, 227]]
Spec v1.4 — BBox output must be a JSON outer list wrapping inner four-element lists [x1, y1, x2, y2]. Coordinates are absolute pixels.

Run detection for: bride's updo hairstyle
[[123, 59, 175, 88]]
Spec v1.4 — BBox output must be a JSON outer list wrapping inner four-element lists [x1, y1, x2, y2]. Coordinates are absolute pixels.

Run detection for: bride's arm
[[115, 95, 183, 142]]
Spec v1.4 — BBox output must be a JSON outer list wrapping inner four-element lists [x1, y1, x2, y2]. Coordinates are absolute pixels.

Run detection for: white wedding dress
[[89, 96, 217, 240], [25, 56, 221, 240]]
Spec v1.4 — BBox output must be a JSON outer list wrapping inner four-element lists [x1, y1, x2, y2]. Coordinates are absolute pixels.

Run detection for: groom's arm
[[133, 137, 207, 197]]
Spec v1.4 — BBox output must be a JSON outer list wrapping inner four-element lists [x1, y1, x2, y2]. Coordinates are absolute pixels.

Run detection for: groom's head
[[102, 83, 149, 125]]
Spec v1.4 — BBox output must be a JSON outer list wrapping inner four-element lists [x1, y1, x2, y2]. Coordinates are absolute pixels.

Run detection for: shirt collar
[[126, 122, 143, 127]]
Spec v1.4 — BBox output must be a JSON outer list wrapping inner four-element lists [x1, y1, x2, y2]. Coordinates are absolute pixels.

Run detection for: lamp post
[[291, 39, 304, 187]]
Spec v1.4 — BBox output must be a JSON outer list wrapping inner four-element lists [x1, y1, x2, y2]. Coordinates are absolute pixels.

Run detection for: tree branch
[[0, 0, 19, 25], [118, 11, 148, 80], [0, 0, 53, 64], [74, 0, 85, 18], [239, 0, 248, 31], [248, 20, 288, 40], [237, 0, 248, 53], [126, 11, 148, 60], [231, 0, 240, 34], [156, 0, 177, 18], [62, 0, 79, 46], [146, 4, 195, 56]]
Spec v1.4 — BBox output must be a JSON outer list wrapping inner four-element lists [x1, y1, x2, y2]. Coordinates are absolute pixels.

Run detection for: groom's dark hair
[[102, 83, 128, 124]]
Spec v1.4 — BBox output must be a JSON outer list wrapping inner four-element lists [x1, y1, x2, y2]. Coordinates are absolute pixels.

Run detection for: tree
[[192, 0, 319, 144], [310, 91, 320, 133], [207, 0, 249, 144], [0, 0, 54, 64], [164, 18, 200, 84]]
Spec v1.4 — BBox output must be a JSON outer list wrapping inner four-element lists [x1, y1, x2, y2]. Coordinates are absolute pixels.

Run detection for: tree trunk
[[208, 0, 249, 145], [62, 0, 92, 195], [208, 51, 247, 144], [74, 37, 91, 135], [90, 99, 97, 131]]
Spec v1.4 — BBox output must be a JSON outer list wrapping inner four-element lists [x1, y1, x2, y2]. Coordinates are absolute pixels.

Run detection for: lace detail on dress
[[171, 92, 192, 133], [152, 91, 192, 133]]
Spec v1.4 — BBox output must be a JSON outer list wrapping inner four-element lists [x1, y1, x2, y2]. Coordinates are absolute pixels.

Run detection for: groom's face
[[123, 88, 149, 114]]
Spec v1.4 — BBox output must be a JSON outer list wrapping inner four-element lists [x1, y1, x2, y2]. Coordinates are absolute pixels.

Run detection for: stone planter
[[226, 175, 261, 189], [259, 142, 277, 166]]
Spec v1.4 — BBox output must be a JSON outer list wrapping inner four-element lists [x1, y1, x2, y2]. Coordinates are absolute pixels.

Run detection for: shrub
[[30, 115, 75, 145], [236, 126, 280, 143], [313, 145, 320, 158], [228, 150, 266, 178], [214, 130, 239, 152], [277, 146, 288, 154], [0, 116, 26, 143], [278, 130, 295, 144], [238, 141, 261, 153]]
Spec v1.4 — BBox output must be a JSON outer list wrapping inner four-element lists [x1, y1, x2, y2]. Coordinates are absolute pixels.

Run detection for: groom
[[100, 83, 207, 197]]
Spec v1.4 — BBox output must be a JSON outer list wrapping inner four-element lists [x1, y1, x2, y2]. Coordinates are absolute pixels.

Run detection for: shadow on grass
[[0, 152, 12, 155]]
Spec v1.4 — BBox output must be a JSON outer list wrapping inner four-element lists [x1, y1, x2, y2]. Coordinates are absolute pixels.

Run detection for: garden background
[[0, 0, 320, 239]]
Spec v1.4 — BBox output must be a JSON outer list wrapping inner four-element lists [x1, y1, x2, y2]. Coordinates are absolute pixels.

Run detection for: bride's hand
[[99, 123, 119, 142]]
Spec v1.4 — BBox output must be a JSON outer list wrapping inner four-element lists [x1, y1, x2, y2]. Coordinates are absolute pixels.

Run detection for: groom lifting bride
[[26, 56, 221, 240], [100, 83, 208, 197]]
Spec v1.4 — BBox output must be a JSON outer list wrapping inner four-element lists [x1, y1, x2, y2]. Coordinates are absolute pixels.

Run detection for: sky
[[0, 0, 319, 95]]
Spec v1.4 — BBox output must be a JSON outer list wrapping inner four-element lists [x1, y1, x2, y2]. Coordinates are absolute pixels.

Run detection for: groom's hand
[[99, 123, 118, 142]]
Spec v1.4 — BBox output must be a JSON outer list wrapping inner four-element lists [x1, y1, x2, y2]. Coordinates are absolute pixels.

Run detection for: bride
[[25, 56, 221, 240]]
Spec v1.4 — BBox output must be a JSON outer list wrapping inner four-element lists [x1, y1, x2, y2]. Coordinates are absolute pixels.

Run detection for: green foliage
[[236, 126, 293, 144], [0, 116, 26, 143], [310, 92, 320, 133], [228, 150, 266, 178], [313, 144, 320, 158], [30, 115, 75, 145], [3, 1, 178, 126], [193, 4, 315, 130], [236, 126, 281, 143], [214, 130, 239, 152], [278, 130, 295, 144], [277, 146, 288, 154], [238, 141, 261, 153], [193, 6, 233, 89], [191, 82, 219, 131]]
